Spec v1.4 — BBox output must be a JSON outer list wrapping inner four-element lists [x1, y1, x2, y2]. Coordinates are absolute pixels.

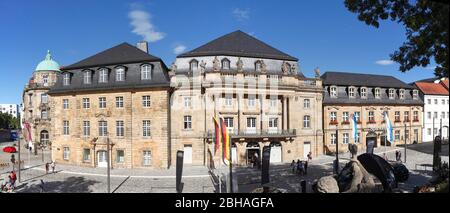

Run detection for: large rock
[[314, 176, 339, 193]]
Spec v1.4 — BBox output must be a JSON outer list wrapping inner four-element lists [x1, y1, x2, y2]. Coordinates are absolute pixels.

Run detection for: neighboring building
[[414, 78, 449, 142], [321, 72, 424, 154], [22, 50, 60, 147], [170, 30, 324, 166], [0, 104, 19, 118], [48, 42, 171, 169]]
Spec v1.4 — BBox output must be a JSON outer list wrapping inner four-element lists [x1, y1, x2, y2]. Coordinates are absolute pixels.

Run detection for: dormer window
[[189, 59, 198, 71], [255, 61, 262, 72], [99, 68, 108, 83], [413, 90, 419, 99], [374, 88, 381, 99], [141, 64, 152, 80], [43, 75, 49, 86], [360, 87, 367, 99], [83, 71, 92, 84], [348, 87, 355, 98], [221, 58, 230, 70], [399, 89, 405, 99], [389, 89, 395, 99], [330, 86, 338, 98], [115, 67, 125, 82], [63, 73, 70, 86]]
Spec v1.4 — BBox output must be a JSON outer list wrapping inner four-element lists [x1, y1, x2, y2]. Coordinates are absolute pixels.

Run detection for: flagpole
[[229, 141, 233, 193]]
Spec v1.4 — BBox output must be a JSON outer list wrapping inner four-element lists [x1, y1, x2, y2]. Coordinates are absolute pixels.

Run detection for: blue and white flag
[[384, 112, 394, 142], [351, 113, 358, 140]]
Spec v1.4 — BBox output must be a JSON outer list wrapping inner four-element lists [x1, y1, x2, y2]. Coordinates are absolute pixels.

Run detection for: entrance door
[[270, 145, 282, 163], [303, 142, 311, 159], [183, 145, 192, 164], [98, 151, 107, 167]]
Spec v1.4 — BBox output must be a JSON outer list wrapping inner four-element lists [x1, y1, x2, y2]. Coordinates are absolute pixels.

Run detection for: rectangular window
[[404, 111, 410, 122], [63, 99, 69, 109], [361, 88, 367, 98], [82, 98, 90, 109], [63, 147, 70, 160], [248, 97, 256, 108], [427, 128, 431, 136], [427, 99, 431, 105], [375, 88, 380, 98], [99, 97, 106, 109], [413, 111, 419, 121], [405, 129, 410, 141], [117, 150, 125, 163], [330, 112, 337, 122], [434, 112, 438, 119], [304, 99, 310, 108], [41, 94, 48, 104], [116, 120, 124, 137], [116, 68, 125, 81], [63, 120, 69, 135], [143, 120, 151, 137], [349, 87, 355, 98], [98, 120, 108, 137], [395, 111, 400, 122], [434, 128, 438, 135], [225, 96, 232, 107], [141, 65, 151, 80], [331, 133, 336, 145], [303, 116, 310, 128], [270, 98, 277, 108], [116, 97, 124, 108], [83, 71, 91, 84], [247, 117, 256, 133], [427, 112, 432, 119], [99, 69, 108, 83], [389, 89, 395, 99], [184, 97, 192, 108], [142, 96, 151, 107], [400, 90, 405, 99], [269, 118, 278, 128], [63, 73, 70, 86], [343, 112, 349, 122], [330, 87, 337, 97], [143, 150, 152, 166], [183, 116, 192, 130], [354, 112, 360, 122], [434, 99, 438, 104], [343, 133, 349, 144], [83, 121, 90, 136], [83, 149, 90, 162], [395, 130, 400, 141], [368, 111, 375, 122], [355, 132, 360, 143], [442, 99, 445, 105]]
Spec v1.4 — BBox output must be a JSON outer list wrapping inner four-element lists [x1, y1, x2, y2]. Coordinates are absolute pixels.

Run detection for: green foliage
[[344, 0, 449, 77], [0, 112, 19, 129]]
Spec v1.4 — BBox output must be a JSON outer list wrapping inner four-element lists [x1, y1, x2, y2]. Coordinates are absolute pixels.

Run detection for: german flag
[[220, 116, 231, 165], [213, 116, 221, 155]]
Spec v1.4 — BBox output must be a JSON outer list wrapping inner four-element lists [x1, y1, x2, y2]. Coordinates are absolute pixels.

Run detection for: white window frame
[[330, 86, 338, 98], [360, 87, 367, 98], [99, 97, 106, 109], [98, 120, 108, 137], [343, 133, 349, 144], [116, 67, 125, 81], [225, 96, 233, 107], [303, 115, 310, 128], [190, 60, 198, 71], [41, 94, 48, 104], [368, 111, 375, 122], [63, 73, 70, 86], [99, 68, 108, 83], [222, 58, 230, 70], [330, 112, 337, 121], [343, 112, 349, 122], [142, 96, 151, 107], [83, 121, 90, 137], [374, 88, 381, 99], [83, 71, 92, 84], [354, 112, 360, 122], [248, 97, 256, 108], [399, 89, 405, 99], [143, 120, 151, 137], [41, 110, 48, 119], [143, 150, 152, 166], [63, 147, 70, 160], [246, 117, 257, 133], [117, 150, 125, 163], [116, 97, 124, 108], [141, 64, 151, 80], [184, 116, 192, 130], [331, 133, 336, 145], [63, 121, 69, 135], [389, 89, 395, 99], [116, 120, 124, 137], [349, 87, 355, 98], [184, 97, 192, 108], [268, 117, 278, 131], [82, 98, 90, 109], [304, 99, 310, 109], [63, 99, 69, 109]]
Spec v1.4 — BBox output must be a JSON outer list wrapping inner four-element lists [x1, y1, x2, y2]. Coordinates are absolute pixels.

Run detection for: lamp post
[[334, 124, 339, 174], [404, 123, 407, 163]]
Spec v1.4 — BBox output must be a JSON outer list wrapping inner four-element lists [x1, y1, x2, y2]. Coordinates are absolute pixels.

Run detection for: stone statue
[[291, 63, 297, 74], [200, 60, 207, 72], [314, 144, 379, 193], [213, 56, 220, 71], [281, 62, 290, 74], [170, 62, 177, 72], [260, 60, 267, 73], [236, 57, 244, 71], [314, 67, 321, 78]]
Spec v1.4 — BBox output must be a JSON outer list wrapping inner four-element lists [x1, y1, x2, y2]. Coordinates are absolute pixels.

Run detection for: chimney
[[137, 41, 148, 53]]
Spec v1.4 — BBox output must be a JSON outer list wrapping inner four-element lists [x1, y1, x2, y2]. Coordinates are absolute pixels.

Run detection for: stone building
[[413, 78, 449, 142], [22, 50, 60, 148], [170, 31, 324, 167], [321, 72, 424, 154], [48, 42, 171, 169]]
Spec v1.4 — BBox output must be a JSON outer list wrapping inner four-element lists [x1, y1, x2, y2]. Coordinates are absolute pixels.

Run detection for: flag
[[220, 116, 231, 165], [384, 112, 393, 142], [213, 116, 221, 155], [351, 113, 358, 140]]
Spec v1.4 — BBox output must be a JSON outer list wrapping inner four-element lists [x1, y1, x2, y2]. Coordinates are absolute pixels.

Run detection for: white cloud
[[128, 9, 165, 42], [375, 60, 394, 66], [173, 45, 187, 54], [233, 8, 249, 21]]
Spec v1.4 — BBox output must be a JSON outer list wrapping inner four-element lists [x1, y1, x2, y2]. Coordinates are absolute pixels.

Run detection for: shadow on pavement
[[16, 176, 100, 193]]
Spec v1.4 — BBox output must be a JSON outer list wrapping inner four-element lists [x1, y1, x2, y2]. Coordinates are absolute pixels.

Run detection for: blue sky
[[0, 0, 438, 104]]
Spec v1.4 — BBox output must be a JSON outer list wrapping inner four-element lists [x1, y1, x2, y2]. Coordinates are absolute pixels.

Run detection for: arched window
[[40, 130, 49, 145], [221, 58, 230, 70], [141, 64, 152, 80], [99, 68, 108, 83], [42, 75, 49, 86], [115, 67, 125, 81], [83, 70, 92, 84], [189, 59, 198, 71]]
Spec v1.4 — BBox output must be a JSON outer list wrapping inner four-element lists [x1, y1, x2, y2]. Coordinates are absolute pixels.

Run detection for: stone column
[[283, 96, 288, 130]]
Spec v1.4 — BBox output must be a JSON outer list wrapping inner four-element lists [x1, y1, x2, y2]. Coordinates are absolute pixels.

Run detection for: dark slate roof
[[321, 71, 415, 89], [62, 43, 162, 70], [177, 30, 298, 61]]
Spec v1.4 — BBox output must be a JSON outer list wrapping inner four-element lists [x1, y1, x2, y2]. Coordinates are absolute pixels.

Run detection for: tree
[[344, 0, 449, 77], [0, 112, 19, 129]]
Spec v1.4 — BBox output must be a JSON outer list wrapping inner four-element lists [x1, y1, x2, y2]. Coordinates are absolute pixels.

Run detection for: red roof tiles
[[415, 81, 449, 95]]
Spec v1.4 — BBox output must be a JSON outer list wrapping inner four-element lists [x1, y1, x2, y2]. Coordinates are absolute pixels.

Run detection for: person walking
[[291, 160, 296, 173], [304, 160, 308, 175], [307, 152, 312, 161], [50, 161, 55, 174], [296, 160, 301, 175], [45, 162, 49, 174], [298, 160, 304, 176], [398, 151, 402, 162], [395, 151, 399, 162]]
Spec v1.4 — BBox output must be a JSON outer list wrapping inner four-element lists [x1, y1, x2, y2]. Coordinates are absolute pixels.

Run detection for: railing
[[205, 129, 296, 138]]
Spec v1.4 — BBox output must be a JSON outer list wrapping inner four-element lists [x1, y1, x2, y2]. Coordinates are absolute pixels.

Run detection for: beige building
[[22, 50, 60, 150], [170, 31, 324, 167], [321, 72, 424, 154], [48, 42, 172, 169]]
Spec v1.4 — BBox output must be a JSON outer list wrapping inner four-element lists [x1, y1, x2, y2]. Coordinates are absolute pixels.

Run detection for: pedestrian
[[304, 160, 308, 175], [50, 161, 55, 173], [395, 151, 399, 161], [307, 152, 312, 161], [298, 160, 304, 176], [398, 151, 402, 162], [296, 159, 301, 174], [291, 160, 296, 173], [45, 162, 49, 174]]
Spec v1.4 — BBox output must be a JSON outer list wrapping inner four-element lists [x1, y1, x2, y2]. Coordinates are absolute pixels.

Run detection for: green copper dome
[[35, 50, 60, 71]]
